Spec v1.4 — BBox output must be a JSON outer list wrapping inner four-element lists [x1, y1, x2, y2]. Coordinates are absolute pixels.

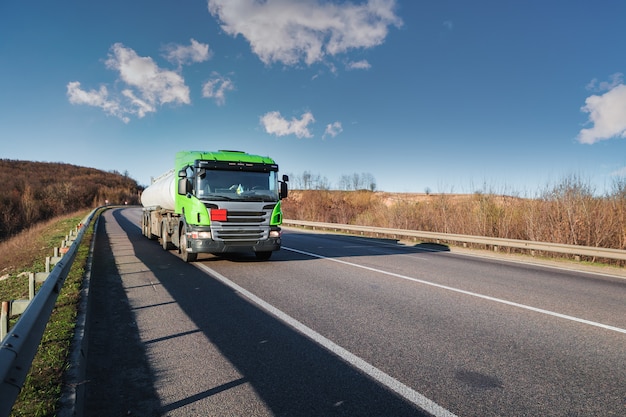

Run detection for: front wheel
[[179, 225, 198, 262]]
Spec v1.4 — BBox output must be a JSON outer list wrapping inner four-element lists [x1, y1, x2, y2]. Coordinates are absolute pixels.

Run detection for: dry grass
[[0, 212, 87, 279], [282, 179, 626, 266]]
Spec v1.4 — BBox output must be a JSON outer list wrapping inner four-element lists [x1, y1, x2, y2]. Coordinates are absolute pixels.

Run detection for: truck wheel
[[255, 251, 272, 261], [161, 222, 174, 250], [179, 226, 197, 262], [144, 215, 157, 240], [142, 215, 152, 238]]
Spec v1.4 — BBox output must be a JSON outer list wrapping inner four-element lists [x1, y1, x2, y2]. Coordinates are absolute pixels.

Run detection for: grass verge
[[0, 210, 95, 417]]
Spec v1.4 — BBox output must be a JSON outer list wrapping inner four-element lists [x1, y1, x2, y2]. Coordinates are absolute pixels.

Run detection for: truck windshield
[[195, 170, 279, 202]]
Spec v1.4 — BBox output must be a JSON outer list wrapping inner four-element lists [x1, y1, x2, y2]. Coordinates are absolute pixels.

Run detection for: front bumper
[[186, 226, 281, 253]]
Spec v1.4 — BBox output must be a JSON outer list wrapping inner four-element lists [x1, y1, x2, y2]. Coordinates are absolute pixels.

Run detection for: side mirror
[[282, 174, 289, 182], [178, 178, 190, 195], [280, 181, 288, 199]]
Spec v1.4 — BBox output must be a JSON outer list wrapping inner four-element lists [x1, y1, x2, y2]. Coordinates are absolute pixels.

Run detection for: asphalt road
[[83, 207, 626, 416]]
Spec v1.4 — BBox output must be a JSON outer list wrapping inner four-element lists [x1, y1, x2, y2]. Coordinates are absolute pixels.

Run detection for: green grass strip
[[7, 212, 95, 417]]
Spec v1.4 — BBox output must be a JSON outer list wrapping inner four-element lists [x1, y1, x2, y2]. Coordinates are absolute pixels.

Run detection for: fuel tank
[[140, 169, 176, 210]]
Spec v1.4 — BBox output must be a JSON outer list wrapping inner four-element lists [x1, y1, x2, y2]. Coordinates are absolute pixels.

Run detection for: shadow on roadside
[[82, 207, 431, 416]]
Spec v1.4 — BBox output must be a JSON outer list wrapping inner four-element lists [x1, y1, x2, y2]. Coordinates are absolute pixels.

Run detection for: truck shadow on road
[[200, 230, 451, 263], [83, 208, 431, 416]]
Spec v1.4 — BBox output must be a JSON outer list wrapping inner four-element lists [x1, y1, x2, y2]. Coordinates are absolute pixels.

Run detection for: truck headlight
[[269, 230, 281, 238], [198, 231, 212, 239], [190, 231, 212, 239]]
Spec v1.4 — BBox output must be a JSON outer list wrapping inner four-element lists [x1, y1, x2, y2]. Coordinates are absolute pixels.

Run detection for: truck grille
[[209, 204, 275, 243], [226, 211, 265, 223], [213, 228, 266, 242]]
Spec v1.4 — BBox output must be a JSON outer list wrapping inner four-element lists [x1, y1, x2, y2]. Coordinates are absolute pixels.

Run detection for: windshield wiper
[[199, 194, 235, 201]]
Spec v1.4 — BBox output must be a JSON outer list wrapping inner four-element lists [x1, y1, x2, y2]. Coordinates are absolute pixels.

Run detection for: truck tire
[[144, 214, 157, 240], [142, 215, 149, 237], [179, 225, 197, 262], [161, 222, 174, 250]]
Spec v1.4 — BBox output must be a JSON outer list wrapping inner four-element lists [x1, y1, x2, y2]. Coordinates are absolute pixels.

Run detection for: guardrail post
[[29, 273, 35, 300], [46, 249, 62, 269], [0, 302, 7, 340]]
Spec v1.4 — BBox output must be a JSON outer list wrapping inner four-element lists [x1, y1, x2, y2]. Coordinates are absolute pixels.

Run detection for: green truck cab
[[141, 150, 288, 262]]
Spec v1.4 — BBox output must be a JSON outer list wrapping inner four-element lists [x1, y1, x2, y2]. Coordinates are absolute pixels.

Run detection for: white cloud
[[105, 43, 190, 107], [163, 38, 211, 67], [121, 89, 155, 118], [68, 43, 192, 122], [66, 81, 130, 123], [323, 121, 343, 139], [67, 82, 110, 108], [585, 72, 623, 92], [207, 0, 402, 66], [260, 111, 315, 138], [578, 83, 626, 144], [347, 60, 371, 70], [202, 72, 235, 105]]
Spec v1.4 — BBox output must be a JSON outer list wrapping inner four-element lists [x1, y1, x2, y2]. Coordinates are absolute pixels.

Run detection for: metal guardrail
[[0, 209, 97, 417], [283, 219, 626, 262]]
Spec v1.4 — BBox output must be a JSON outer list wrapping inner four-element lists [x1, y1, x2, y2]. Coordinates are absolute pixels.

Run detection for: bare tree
[[339, 172, 377, 191]]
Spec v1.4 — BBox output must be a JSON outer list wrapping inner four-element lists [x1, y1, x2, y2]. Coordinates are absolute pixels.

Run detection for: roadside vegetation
[[0, 159, 141, 241], [0, 210, 93, 416], [282, 175, 626, 265]]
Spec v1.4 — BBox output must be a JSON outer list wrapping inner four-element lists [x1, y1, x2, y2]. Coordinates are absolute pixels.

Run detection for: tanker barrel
[[141, 169, 176, 210]]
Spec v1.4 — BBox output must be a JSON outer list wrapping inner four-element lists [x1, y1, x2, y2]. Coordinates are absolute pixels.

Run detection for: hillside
[[0, 159, 142, 240]]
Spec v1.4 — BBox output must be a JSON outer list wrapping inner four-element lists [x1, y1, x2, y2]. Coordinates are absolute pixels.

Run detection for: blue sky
[[1, 1, 626, 195]]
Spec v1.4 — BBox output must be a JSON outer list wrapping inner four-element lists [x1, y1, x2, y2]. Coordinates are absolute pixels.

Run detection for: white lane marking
[[195, 263, 458, 417], [283, 247, 626, 335], [283, 226, 626, 280]]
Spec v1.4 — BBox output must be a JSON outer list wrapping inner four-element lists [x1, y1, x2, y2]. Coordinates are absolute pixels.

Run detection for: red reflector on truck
[[211, 209, 227, 221]]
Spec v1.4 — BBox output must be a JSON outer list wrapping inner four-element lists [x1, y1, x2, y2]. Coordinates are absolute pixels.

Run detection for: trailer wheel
[[179, 225, 197, 262], [144, 214, 157, 240], [142, 215, 149, 237], [161, 222, 174, 250]]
